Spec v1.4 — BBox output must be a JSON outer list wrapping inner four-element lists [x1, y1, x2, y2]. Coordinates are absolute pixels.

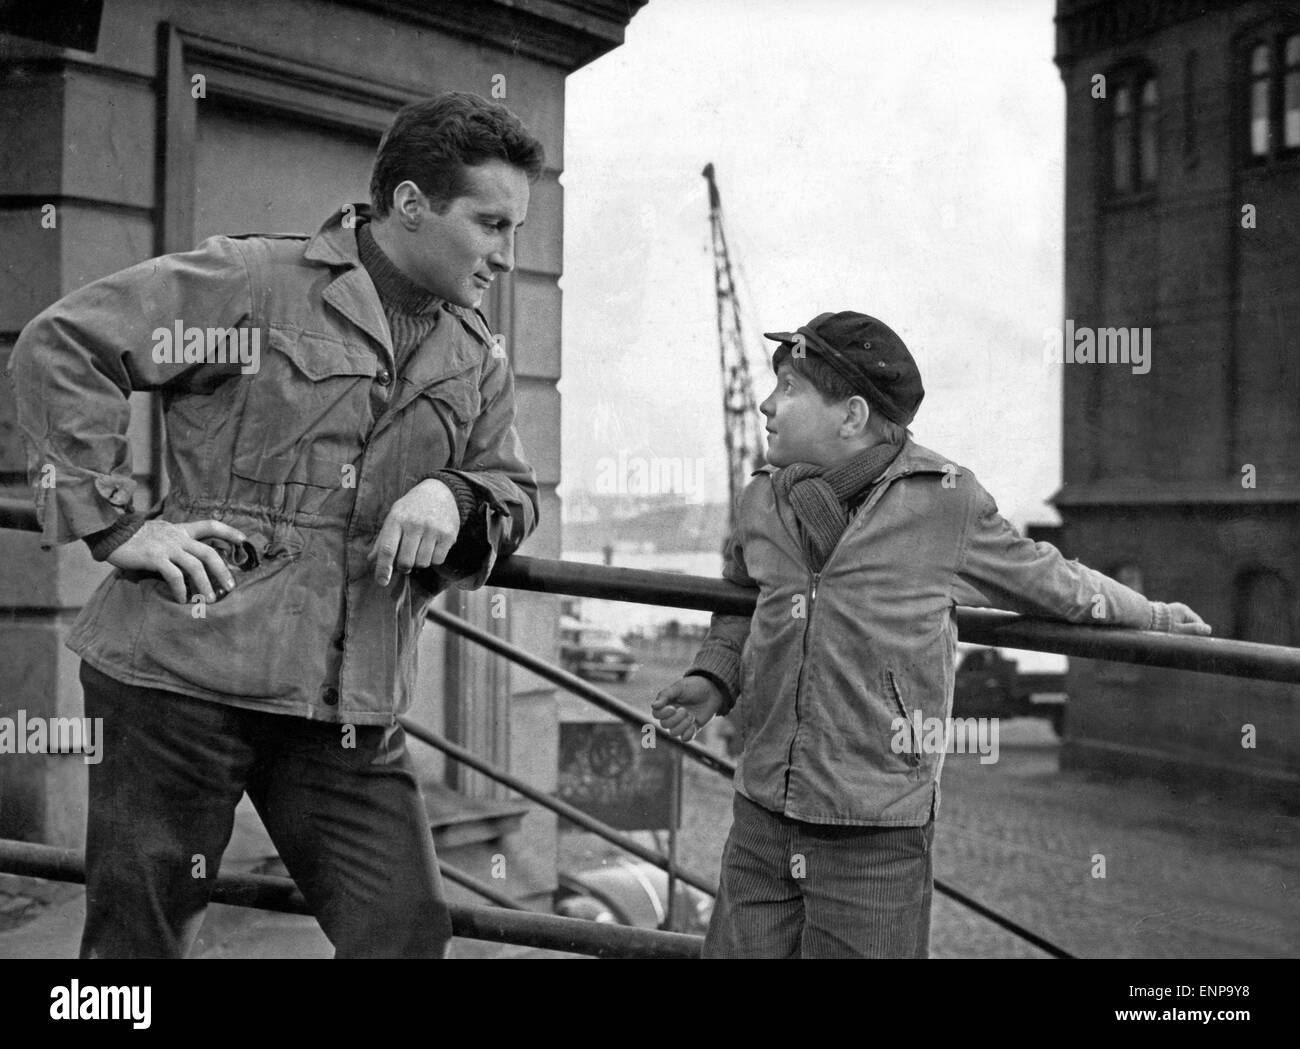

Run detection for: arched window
[[1243, 31, 1300, 162], [1113, 85, 1134, 192], [1286, 34, 1300, 148], [1139, 79, 1160, 183], [1251, 42, 1272, 156], [1108, 66, 1159, 194], [1234, 570, 1295, 646]]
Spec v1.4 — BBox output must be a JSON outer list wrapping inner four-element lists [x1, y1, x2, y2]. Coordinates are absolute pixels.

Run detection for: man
[[8, 92, 542, 958]]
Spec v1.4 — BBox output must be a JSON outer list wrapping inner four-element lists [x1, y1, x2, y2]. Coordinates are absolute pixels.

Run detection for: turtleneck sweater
[[352, 220, 479, 526]]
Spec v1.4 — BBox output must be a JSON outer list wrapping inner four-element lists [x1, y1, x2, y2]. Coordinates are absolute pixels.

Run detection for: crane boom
[[702, 162, 765, 539]]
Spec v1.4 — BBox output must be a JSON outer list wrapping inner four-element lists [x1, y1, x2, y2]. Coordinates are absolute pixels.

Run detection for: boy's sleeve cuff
[[686, 646, 742, 715], [1147, 601, 1172, 632], [83, 513, 145, 562]]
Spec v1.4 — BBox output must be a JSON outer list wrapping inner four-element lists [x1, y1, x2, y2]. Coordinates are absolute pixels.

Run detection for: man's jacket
[[689, 440, 1153, 826], [8, 206, 538, 724]]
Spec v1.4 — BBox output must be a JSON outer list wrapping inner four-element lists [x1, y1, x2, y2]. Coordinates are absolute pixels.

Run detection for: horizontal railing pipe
[[438, 861, 527, 911], [427, 606, 736, 779], [2, 500, 1293, 681], [0, 840, 702, 959], [488, 555, 1300, 684], [430, 608, 1074, 958], [0, 499, 37, 534]]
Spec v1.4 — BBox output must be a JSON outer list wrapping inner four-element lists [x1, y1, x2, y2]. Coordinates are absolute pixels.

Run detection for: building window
[[1115, 564, 1144, 594], [1233, 570, 1294, 646], [1243, 32, 1300, 162], [1182, 49, 1198, 159], [1108, 67, 1159, 194], [1251, 43, 1272, 156], [1139, 79, 1160, 183], [1287, 35, 1300, 147], [1113, 85, 1134, 190]]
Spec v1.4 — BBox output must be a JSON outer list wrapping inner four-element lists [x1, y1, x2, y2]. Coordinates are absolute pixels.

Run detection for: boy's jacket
[[9, 206, 538, 724], [690, 440, 1153, 826]]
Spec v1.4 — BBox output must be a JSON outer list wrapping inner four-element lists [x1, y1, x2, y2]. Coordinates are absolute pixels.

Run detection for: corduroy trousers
[[704, 790, 934, 958]]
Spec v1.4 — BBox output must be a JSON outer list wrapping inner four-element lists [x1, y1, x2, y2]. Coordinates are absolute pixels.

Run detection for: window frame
[[1238, 27, 1300, 166], [1103, 60, 1160, 201]]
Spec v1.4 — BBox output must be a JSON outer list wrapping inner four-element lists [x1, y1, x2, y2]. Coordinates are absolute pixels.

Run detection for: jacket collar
[[878, 438, 959, 481], [304, 203, 493, 369], [304, 203, 392, 360]]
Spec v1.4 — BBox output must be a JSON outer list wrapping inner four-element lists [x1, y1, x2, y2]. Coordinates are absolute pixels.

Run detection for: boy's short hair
[[369, 92, 545, 217], [781, 351, 912, 445]]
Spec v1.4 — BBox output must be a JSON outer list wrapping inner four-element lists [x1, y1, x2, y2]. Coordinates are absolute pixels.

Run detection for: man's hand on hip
[[106, 520, 246, 604], [368, 478, 461, 586]]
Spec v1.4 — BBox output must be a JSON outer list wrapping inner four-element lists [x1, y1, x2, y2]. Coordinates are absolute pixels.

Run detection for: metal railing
[[487, 555, 1300, 683], [2, 497, 1298, 958], [423, 602, 1079, 957], [0, 840, 701, 959]]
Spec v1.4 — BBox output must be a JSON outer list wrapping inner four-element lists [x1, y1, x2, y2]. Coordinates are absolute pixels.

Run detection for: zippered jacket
[[689, 440, 1153, 825]]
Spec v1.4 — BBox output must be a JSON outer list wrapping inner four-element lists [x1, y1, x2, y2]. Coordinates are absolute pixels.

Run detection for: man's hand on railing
[[652, 677, 725, 743], [1151, 601, 1213, 636], [368, 478, 461, 586]]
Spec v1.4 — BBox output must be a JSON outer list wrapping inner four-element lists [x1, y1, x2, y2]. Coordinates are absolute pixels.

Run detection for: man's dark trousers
[[79, 662, 453, 958]]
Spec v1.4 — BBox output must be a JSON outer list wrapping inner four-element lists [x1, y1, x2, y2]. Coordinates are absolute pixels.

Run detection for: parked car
[[559, 616, 639, 682], [953, 644, 1068, 736], [554, 856, 713, 934]]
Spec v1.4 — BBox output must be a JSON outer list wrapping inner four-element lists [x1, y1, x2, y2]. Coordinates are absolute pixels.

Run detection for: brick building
[[1052, 0, 1298, 798]]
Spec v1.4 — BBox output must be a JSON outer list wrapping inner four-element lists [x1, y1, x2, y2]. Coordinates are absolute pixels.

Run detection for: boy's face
[[759, 361, 851, 468]]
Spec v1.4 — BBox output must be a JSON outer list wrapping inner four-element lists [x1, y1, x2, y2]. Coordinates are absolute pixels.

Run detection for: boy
[[651, 311, 1209, 958]]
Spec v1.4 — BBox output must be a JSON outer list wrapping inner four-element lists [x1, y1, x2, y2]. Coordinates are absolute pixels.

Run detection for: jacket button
[[377, 369, 391, 386], [321, 686, 339, 706]]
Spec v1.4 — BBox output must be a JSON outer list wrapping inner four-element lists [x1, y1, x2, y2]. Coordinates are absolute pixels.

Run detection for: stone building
[[1052, 0, 1298, 799], [0, 0, 645, 911]]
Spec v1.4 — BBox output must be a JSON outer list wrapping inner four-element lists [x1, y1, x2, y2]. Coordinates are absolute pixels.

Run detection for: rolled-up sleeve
[[7, 237, 253, 547]]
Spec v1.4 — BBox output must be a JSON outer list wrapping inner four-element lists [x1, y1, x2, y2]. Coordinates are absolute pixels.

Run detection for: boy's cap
[[764, 311, 925, 426]]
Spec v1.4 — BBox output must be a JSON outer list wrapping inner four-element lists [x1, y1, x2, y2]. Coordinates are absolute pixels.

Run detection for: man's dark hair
[[369, 92, 545, 217]]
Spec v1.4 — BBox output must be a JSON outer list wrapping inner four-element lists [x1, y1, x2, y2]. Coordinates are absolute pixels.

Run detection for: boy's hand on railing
[[651, 677, 724, 743], [1151, 601, 1213, 636]]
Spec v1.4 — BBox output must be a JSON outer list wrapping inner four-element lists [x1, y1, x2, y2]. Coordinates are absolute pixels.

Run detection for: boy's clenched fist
[[651, 675, 726, 743]]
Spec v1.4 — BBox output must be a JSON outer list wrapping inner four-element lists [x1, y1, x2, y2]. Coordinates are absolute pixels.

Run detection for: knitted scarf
[[773, 442, 903, 572]]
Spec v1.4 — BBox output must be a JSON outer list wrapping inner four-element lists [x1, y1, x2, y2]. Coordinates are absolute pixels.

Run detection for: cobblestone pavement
[[929, 720, 1298, 958]]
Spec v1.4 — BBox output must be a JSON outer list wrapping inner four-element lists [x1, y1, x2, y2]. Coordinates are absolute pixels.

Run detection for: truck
[[952, 644, 1069, 736]]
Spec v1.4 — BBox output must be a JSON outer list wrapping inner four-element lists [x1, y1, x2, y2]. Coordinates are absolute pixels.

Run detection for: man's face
[[759, 360, 848, 468], [401, 159, 530, 308]]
